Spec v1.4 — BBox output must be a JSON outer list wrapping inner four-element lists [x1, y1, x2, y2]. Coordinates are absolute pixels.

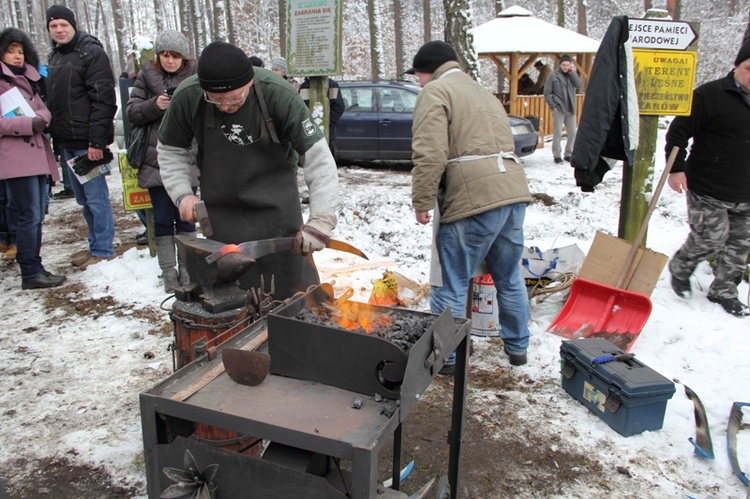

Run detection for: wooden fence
[[506, 94, 586, 140]]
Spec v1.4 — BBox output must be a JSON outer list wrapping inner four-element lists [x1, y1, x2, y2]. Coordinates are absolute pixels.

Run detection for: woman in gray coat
[[126, 30, 198, 292], [0, 28, 65, 289]]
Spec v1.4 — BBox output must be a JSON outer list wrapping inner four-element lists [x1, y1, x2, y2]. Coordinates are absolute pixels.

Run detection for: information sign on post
[[286, 0, 342, 76], [633, 49, 697, 116], [628, 19, 698, 50]]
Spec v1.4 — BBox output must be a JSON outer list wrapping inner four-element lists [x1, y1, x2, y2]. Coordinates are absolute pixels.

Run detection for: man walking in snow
[[543, 55, 582, 164], [408, 40, 533, 370], [665, 40, 750, 317]]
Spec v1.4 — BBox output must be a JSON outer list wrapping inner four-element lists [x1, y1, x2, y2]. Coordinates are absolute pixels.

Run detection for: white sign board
[[287, 0, 342, 76], [629, 19, 697, 50]]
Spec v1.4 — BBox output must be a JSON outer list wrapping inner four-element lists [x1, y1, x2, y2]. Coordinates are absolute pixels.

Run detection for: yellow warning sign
[[633, 49, 697, 116], [118, 152, 152, 211]]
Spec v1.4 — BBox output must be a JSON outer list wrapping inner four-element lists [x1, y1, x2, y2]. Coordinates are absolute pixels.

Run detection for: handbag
[[126, 124, 148, 169]]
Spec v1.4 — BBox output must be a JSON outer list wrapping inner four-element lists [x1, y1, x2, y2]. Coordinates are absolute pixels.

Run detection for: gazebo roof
[[471, 6, 600, 55]]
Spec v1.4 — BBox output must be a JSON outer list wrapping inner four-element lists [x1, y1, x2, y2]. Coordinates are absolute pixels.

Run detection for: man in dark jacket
[[665, 40, 750, 317], [299, 77, 345, 140], [46, 5, 117, 269], [544, 55, 582, 164]]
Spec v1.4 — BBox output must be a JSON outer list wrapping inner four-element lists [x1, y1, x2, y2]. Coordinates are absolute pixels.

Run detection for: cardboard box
[[578, 231, 668, 297], [560, 338, 675, 437]]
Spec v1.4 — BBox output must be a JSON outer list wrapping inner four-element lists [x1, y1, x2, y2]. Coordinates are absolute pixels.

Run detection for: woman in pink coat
[[0, 28, 65, 289]]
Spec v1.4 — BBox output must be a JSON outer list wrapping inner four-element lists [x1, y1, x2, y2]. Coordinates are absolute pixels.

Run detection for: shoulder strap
[[253, 82, 280, 144]]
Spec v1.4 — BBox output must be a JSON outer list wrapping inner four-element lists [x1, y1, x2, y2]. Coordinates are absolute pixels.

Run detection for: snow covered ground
[[0, 127, 748, 497]]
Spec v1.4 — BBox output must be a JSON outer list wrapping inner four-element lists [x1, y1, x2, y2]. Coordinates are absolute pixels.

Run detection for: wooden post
[[618, 9, 670, 242], [307, 76, 331, 142]]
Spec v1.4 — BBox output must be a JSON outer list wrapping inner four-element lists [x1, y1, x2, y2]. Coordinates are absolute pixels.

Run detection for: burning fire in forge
[[295, 297, 436, 353]]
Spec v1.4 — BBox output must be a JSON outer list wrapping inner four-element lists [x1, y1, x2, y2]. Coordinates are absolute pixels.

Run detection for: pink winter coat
[[0, 62, 59, 181]]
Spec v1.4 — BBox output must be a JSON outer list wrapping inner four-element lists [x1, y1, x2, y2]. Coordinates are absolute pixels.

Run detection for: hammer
[[192, 200, 214, 237]]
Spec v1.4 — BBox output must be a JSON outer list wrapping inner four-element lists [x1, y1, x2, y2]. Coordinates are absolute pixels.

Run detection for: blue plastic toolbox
[[560, 338, 675, 437]]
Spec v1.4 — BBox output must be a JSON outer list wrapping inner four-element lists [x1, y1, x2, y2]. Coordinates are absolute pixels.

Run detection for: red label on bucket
[[474, 273, 494, 285]]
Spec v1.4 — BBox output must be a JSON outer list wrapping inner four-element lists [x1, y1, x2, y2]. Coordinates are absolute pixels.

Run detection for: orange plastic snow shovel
[[547, 147, 679, 352]]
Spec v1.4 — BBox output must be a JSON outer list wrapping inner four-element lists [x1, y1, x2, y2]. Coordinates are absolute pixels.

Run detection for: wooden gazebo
[[471, 6, 601, 137]]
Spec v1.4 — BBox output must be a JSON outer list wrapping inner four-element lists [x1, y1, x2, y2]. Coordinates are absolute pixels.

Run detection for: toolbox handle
[[561, 360, 576, 380], [592, 353, 635, 365]]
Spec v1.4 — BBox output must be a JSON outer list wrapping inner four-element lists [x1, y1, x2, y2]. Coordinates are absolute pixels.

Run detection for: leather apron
[[199, 85, 319, 300]]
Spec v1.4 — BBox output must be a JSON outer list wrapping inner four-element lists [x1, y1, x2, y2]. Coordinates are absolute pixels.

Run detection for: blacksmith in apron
[[157, 42, 338, 300]]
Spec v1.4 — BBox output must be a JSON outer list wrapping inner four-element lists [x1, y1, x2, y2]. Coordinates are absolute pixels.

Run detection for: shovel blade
[[223, 349, 271, 386], [547, 278, 652, 352]]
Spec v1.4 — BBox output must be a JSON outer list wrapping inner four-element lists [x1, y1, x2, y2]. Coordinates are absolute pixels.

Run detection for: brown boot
[[3, 245, 16, 260], [71, 250, 91, 266]]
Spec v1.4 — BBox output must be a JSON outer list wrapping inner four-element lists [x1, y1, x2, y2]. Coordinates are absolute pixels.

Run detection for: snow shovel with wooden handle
[[547, 146, 679, 352]]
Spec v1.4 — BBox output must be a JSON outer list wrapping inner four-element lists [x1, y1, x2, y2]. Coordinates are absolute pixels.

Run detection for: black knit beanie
[[198, 42, 254, 92], [46, 5, 77, 31], [735, 39, 750, 66], [406, 41, 458, 74], [560, 54, 572, 63]]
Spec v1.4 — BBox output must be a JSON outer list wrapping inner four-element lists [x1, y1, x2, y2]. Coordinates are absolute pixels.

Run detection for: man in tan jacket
[[409, 41, 534, 370]]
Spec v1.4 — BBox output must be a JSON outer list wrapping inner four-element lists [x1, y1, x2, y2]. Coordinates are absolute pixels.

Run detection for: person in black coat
[[46, 5, 117, 268], [299, 77, 345, 140], [664, 40, 750, 317]]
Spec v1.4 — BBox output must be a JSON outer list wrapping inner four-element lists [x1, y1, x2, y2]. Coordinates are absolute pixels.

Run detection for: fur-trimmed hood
[[0, 28, 40, 69]]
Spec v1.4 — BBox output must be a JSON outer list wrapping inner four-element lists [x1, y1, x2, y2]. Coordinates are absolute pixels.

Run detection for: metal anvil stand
[[140, 320, 469, 498]]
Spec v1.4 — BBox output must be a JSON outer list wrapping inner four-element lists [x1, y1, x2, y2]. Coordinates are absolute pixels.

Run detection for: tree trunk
[[557, 0, 564, 27], [211, 0, 225, 41], [576, 0, 587, 36], [443, 0, 478, 80], [394, 0, 404, 76], [278, 0, 286, 57], [368, 0, 381, 79], [178, 0, 196, 57], [423, 0, 431, 43], [672, 0, 681, 21], [225, 0, 235, 46], [12, 0, 25, 32], [745, 5, 750, 42], [110, 0, 127, 74], [495, 0, 504, 94]]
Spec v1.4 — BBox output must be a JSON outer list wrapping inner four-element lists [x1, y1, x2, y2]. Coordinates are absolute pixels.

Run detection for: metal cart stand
[[140, 317, 469, 498]]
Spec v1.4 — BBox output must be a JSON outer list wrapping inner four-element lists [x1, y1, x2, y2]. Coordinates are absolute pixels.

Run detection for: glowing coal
[[295, 304, 436, 352]]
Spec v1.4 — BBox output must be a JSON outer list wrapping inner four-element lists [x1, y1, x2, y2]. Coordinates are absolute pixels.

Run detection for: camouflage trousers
[[669, 191, 750, 299]]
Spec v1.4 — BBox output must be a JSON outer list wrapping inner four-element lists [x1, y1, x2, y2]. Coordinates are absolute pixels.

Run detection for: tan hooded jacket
[[411, 61, 532, 224]]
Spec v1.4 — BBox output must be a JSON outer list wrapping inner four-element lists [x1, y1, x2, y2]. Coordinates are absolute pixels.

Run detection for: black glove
[[31, 116, 46, 133], [72, 148, 114, 176], [292, 225, 330, 255]]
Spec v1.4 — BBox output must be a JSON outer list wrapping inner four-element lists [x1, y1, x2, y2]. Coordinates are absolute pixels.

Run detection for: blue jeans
[[5, 175, 47, 278], [60, 159, 73, 190], [431, 204, 531, 354], [61, 148, 115, 257], [148, 185, 196, 237]]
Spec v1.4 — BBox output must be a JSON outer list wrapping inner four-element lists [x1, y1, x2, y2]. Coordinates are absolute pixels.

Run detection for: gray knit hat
[[271, 57, 287, 75], [154, 30, 189, 57]]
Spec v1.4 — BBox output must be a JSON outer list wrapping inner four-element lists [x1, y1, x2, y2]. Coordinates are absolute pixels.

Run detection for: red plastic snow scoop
[[547, 147, 679, 352]]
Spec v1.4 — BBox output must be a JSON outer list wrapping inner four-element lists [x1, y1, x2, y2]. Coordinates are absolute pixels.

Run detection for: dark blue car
[[333, 81, 539, 164]]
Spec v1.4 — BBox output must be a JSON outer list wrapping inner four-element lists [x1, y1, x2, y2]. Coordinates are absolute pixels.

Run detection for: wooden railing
[[506, 94, 586, 140]]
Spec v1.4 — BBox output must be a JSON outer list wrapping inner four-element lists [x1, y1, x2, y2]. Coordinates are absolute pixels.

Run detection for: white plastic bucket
[[471, 274, 501, 337]]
